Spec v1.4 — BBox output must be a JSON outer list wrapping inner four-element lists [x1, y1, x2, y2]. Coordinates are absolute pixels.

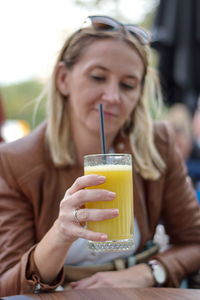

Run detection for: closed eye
[[120, 82, 135, 89], [90, 75, 105, 81]]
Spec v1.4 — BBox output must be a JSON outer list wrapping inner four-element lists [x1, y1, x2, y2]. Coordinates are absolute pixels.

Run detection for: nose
[[101, 81, 121, 104]]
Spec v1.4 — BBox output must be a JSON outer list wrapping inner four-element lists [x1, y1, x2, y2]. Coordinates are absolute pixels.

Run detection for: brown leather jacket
[[0, 122, 200, 296]]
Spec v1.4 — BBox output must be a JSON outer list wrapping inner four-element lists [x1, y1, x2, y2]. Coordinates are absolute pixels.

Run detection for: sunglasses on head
[[81, 15, 151, 45]]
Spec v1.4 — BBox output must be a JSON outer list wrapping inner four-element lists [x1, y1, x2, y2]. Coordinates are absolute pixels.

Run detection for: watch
[[147, 259, 167, 287]]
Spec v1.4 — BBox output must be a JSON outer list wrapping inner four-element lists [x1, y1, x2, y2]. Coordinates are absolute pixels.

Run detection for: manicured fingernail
[[108, 191, 116, 198], [97, 176, 106, 182], [112, 209, 119, 215]]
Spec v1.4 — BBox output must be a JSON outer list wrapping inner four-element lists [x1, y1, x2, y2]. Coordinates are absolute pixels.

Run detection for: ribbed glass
[[84, 154, 134, 252]]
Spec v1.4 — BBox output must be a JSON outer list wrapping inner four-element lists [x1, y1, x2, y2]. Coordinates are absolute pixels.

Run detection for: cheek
[[124, 93, 140, 114]]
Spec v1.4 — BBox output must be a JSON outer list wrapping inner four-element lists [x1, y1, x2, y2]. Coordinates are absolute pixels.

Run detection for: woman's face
[[59, 38, 145, 139]]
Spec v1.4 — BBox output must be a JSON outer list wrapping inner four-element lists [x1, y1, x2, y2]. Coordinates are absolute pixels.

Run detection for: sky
[[0, 0, 158, 85]]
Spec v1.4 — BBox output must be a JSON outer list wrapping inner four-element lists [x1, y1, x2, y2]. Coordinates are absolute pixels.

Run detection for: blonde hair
[[46, 27, 165, 179]]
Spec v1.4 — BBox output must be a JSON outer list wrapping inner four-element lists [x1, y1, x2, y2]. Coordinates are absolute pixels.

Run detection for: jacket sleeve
[[153, 122, 200, 287], [0, 166, 64, 297]]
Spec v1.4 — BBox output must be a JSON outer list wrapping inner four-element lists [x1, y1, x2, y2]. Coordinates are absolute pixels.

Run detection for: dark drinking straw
[[99, 103, 107, 154]]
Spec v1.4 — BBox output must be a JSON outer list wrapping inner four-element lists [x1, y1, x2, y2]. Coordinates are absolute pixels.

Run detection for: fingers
[[70, 275, 97, 289], [75, 208, 119, 223], [58, 205, 118, 242], [57, 175, 118, 243], [60, 189, 116, 214], [70, 272, 108, 289], [76, 227, 108, 241], [60, 222, 108, 242], [69, 189, 116, 208], [63, 174, 116, 209], [66, 175, 106, 196]]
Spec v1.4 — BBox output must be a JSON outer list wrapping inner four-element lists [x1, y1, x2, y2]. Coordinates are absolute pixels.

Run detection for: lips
[[103, 111, 118, 118], [93, 107, 118, 118]]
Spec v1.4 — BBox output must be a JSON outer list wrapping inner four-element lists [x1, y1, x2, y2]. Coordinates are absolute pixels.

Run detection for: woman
[[166, 103, 194, 161], [0, 15, 200, 296]]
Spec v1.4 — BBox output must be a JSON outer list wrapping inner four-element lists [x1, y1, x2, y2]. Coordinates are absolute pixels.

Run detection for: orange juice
[[85, 164, 133, 240]]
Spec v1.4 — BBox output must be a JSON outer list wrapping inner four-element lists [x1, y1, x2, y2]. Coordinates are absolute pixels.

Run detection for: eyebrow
[[90, 65, 140, 80]]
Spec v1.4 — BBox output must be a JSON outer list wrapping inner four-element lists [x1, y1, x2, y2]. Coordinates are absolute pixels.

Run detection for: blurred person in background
[[0, 15, 200, 296], [166, 103, 194, 161], [166, 103, 200, 204]]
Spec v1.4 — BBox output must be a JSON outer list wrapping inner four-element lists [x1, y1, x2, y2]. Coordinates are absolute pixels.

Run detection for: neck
[[72, 126, 115, 165]]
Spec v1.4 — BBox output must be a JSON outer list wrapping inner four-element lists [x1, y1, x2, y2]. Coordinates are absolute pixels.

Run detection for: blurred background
[[0, 0, 159, 140]]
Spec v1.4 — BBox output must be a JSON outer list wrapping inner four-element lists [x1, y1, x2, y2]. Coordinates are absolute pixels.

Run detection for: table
[[21, 288, 200, 300]]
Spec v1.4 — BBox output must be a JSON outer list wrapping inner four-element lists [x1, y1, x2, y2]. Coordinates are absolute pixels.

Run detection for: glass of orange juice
[[84, 153, 134, 252]]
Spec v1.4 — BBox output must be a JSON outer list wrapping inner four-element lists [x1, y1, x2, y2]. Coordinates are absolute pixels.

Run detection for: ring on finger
[[73, 209, 80, 223]]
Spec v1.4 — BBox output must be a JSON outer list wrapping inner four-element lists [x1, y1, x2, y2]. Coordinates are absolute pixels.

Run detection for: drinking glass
[[84, 153, 134, 252]]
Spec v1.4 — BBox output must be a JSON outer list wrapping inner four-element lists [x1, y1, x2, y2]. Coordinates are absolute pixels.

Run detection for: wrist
[[142, 263, 156, 287], [34, 226, 70, 284]]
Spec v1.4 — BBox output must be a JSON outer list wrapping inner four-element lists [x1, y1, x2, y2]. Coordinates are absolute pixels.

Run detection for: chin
[[87, 123, 101, 134], [104, 124, 120, 135]]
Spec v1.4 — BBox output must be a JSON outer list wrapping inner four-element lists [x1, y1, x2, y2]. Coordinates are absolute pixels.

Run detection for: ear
[[56, 62, 69, 96]]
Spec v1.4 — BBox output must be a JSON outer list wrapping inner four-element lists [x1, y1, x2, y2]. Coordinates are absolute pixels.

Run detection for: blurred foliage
[[1, 0, 159, 130], [1, 80, 46, 129]]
